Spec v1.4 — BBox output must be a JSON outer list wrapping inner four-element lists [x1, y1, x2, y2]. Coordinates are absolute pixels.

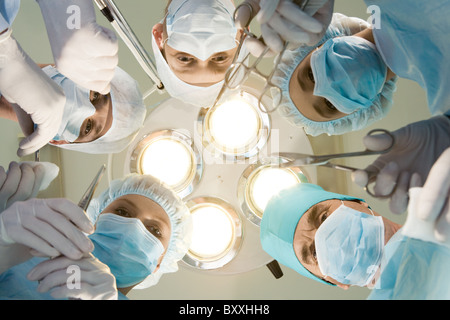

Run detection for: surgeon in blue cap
[[0, 173, 192, 300], [261, 148, 450, 299]]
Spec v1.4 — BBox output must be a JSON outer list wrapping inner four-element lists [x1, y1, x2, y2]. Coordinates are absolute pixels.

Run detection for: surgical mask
[[89, 213, 164, 288], [314, 203, 384, 287], [165, 0, 237, 61], [311, 36, 387, 114], [42, 66, 95, 142]]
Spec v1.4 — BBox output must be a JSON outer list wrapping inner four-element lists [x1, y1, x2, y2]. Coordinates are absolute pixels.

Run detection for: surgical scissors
[[78, 164, 106, 211], [211, 0, 309, 113], [278, 129, 396, 198]]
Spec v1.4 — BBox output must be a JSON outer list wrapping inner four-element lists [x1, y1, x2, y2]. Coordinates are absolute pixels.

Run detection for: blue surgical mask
[[89, 213, 164, 288], [314, 203, 384, 287], [311, 36, 387, 114]]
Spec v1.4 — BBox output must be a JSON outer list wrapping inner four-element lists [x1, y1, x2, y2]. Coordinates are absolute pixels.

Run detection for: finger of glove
[[5, 164, 37, 206], [277, 1, 323, 33], [351, 169, 369, 188], [261, 23, 285, 53], [244, 36, 277, 57], [27, 253, 93, 280], [31, 202, 94, 257], [4, 217, 60, 257], [0, 162, 21, 209], [0, 167, 6, 198], [44, 198, 94, 234], [389, 171, 411, 214], [17, 135, 52, 157], [417, 148, 450, 222], [267, 14, 312, 44], [86, 25, 119, 57], [234, 0, 260, 29], [373, 161, 399, 196], [434, 197, 449, 243], [256, 0, 279, 24], [13, 211, 86, 260]]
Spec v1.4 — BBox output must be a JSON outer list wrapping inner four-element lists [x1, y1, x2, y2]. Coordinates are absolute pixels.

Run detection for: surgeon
[[0, 65, 147, 154], [238, 0, 450, 136], [0, 0, 119, 157], [0, 172, 192, 300], [260, 148, 450, 299], [151, 0, 250, 108]]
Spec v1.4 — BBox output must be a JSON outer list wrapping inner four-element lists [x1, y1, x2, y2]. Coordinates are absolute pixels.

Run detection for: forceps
[[278, 129, 396, 198], [212, 0, 309, 113], [78, 164, 106, 210]]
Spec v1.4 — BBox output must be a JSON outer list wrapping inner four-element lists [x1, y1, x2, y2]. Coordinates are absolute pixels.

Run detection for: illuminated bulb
[[249, 167, 300, 215], [209, 99, 260, 151], [140, 138, 193, 188], [189, 204, 234, 259]]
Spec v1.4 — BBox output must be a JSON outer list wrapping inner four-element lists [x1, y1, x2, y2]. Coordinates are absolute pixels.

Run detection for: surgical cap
[[311, 36, 387, 114], [272, 13, 398, 136], [260, 183, 363, 285], [54, 67, 147, 154], [86, 174, 192, 289]]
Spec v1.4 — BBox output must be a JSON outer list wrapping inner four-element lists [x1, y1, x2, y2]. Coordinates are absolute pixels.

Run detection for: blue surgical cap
[[311, 36, 387, 114], [260, 183, 363, 285], [272, 13, 398, 136], [87, 174, 192, 289]]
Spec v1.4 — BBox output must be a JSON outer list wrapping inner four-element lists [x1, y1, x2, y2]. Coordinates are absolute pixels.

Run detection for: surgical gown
[[368, 231, 450, 300], [0, 257, 128, 300], [364, 0, 450, 115]]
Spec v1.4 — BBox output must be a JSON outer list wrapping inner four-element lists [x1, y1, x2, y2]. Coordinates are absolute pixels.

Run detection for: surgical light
[[238, 162, 308, 226], [199, 91, 270, 160], [183, 197, 243, 270], [129, 130, 202, 198]]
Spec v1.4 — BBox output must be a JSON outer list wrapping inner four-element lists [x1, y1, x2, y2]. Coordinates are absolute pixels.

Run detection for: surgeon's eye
[[308, 68, 315, 84], [83, 119, 93, 136], [177, 55, 194, 63], [324, 99, 337, 112], [211, 54, 229, 63], [147, 224, 162, 238], [90, 91, 101, 103], [114, 207, 131, 218]]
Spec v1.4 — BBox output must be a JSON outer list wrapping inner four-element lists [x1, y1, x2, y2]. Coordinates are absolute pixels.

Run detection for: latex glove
[[0, 161, 59, 211], [417, 148, 450, 243], [27, 253, 118, 300], [0, 29, 66, 157], [36, 0, 119, 94], [0, 198, 94, 260], [351, 116, 450, 214], [235, 0, 334, 56]]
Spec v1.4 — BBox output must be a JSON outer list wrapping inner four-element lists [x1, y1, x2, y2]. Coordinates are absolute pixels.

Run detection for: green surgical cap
[[260, 183, 363, 285]]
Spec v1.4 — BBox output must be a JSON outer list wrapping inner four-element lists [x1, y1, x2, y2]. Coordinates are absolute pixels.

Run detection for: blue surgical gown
[[364, 0, 450, 115], [0, 0, 19, 32], [368, 230, 450, 300], [0, 257, 128, 300]]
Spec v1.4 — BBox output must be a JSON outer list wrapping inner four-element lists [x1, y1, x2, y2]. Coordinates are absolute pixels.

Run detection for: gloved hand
[[351, 116, 450, 214], [0, 29, 66, 157], [417, 147, 450, 243], [0, 198, 94, 260], [27, 253, 118, 300], [36, 0, 119, 94], [234, 0, 334, 56], [0, 162, 48, 211]]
